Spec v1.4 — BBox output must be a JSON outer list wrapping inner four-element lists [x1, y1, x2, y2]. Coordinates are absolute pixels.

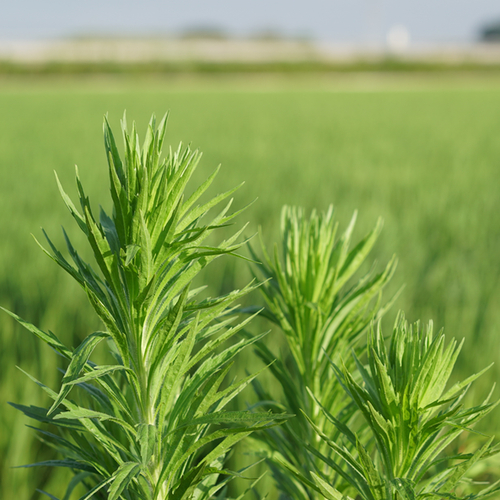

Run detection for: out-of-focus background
[[2, 1, 500, 498]]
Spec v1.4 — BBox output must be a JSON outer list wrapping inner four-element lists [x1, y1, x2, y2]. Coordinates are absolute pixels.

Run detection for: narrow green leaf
[[1, 307, 71, 358], [16, 460, 95, 472], [108, 462, 142, 500], [172, 410, 292, 432], [48, 331, 110, 415], [124, 244, 140, 266], [37, 490, 61, 500], [8, 403, 85, 431], [79, 476, 114, 500], [54, 171, 88, 235], [137, 423, 157, 465], [311, 472, 347, 500], [54, 407, 135, 434], [65, 365, 132, 386]]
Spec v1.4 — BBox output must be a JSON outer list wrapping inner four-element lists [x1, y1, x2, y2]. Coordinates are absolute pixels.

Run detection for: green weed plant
[[247, 206, 396, 499], [306, 316, 500, 500], [4, 114, 289, 500]]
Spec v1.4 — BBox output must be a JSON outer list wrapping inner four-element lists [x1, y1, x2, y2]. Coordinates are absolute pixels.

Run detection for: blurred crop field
[[1, 72, 500, 498]]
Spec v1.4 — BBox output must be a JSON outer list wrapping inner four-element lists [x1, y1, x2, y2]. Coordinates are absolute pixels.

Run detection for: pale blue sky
[[2, 0, 500, 43]]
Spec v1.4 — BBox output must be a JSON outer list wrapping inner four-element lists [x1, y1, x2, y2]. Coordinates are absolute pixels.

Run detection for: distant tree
[[480, 21, 500, 42], [180, 26, 228, 40]]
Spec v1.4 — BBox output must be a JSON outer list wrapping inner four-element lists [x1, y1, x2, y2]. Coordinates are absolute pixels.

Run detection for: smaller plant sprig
[[308, 313, 500, 500], [248, 206, 396, 500], [4, 113, 290, 500]]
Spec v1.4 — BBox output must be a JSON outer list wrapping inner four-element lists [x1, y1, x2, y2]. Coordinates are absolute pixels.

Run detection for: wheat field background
[[1, 73, 500, 498]]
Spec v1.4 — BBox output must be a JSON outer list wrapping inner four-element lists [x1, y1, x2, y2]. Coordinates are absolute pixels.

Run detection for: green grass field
[[1, 73, 500, 498]]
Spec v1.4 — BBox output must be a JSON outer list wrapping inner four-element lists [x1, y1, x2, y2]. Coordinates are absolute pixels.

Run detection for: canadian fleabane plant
[[4, 113, 289, 500], [247, 206, 397, 500], [309, 314, 500, 500]]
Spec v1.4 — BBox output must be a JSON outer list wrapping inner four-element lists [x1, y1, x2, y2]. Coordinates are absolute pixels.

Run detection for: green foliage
[[5, 113, 289, 500], [247, 206, 396, 499], [309, 314, 500, 500], [2, 85, 500, 500]]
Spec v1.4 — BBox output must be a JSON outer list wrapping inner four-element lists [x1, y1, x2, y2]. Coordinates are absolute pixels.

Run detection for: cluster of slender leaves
[[309, 314, 500, 500], [4, 113, 290, 500], [248, 206, 396, 500]]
